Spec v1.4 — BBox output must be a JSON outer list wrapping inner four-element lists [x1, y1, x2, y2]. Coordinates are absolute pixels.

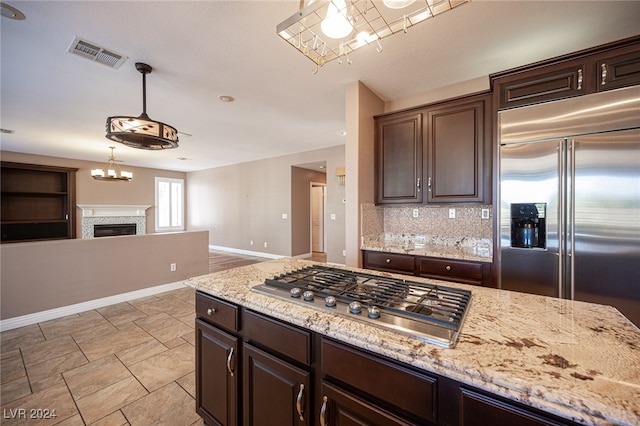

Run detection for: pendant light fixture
[[91, 146, 133, 181], [106, 62, 179, 150]]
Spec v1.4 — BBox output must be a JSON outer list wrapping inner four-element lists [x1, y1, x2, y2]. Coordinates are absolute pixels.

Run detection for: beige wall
[[186, 145, 345, 263], [291, 167, 326, 257], [1, 151, 186, 235], [0, 231, 209, 320]]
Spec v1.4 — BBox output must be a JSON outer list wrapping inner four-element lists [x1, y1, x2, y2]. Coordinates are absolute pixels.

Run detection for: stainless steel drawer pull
[[417, 177, 421, 192], [577, 69, 583, 90], [319, 396, 328, 426], [601, 63, 607, 86], [445, 265, 451, 271], [207, 308, 216, 315], [386, 258, 391, 264], [226, 347, 234, 377], [296, 384, 305, 421]]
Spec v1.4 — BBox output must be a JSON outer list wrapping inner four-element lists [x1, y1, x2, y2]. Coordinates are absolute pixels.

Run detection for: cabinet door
[[425, 95, 491, 203], [319, 381, 417, 426], [596, 45, 640, 92], [375, 113, 423, 204], [196, 319, 238, 426], [243, 344, 310, 426]]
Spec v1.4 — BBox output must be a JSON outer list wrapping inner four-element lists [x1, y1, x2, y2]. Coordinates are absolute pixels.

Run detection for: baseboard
[[0, 281, 187, 332], [209, 245, 284, 260]]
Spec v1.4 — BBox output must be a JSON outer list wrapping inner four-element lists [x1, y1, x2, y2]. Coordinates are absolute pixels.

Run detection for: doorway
[[311, 183, 326, 254]]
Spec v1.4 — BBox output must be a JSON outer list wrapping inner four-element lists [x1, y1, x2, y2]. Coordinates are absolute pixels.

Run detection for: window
[[155, 177, 184, 232]]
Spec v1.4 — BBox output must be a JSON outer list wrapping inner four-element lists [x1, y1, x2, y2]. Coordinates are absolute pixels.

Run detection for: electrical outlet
[[170, 263, 177, 272], [281, 213, 288, 219], [449, 208, 456, 219], [481, 208, 490, 219], [264, 242, 268, 248], [412, 209, 419, 218], [342, 249, 346, 256], [250, 240, 253, 245], [330, 213, 336, 220]]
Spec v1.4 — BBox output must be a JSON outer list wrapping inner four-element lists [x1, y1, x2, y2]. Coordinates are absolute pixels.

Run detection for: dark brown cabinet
[[196, 319, 239, 426], [374, 93, 491, 205], [493, 35, 640, 110], [362, 251, 416, 275], [1, 162, 77, 243], [425, 94, 491, 203], [375, 112, 423, 204]]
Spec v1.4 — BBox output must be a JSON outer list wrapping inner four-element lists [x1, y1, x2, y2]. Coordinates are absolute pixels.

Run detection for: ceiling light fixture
[[277, 0, 471, 69], [106, 62, 179, 150], [91, 147, 133, 182]]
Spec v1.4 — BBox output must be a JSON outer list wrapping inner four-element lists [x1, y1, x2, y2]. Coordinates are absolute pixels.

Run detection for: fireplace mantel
[[77, 204, 151, 217]]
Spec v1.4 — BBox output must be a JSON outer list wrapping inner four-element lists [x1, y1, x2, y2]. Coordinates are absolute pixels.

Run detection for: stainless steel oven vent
[[67, 37, 127, 69]]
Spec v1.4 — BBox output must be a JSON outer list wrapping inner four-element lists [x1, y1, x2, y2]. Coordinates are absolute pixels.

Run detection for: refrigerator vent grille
[[67, 37, 127, 69]]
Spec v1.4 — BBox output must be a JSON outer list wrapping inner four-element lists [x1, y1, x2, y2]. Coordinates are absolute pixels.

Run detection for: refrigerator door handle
[[568, 139, 576, 300], [558, 140, 566, 299]]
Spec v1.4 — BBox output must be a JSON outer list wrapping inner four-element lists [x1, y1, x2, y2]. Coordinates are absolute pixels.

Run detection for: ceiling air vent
[[67, 36, 127, 69]]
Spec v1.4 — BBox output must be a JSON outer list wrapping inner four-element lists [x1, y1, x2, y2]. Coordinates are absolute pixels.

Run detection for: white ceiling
[[1, 1, 639, 172]]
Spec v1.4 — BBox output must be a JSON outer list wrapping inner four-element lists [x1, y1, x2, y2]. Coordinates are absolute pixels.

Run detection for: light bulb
[[321, 0, 353, 39], [382, 0, 415, 9]]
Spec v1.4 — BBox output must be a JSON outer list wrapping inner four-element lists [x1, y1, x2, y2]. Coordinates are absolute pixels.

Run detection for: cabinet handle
[[577, 69, 583, 90], [319, 396, 328, 426], [601, 63, 607, 86], [427, 177, 432, 192], [207, 308, 216, 315], [226, 347, 235, 377], [416, 177, 421, 192], [445, 265, 451, 271], [296, 384, 305, 421], [385, 258, 391, 264]]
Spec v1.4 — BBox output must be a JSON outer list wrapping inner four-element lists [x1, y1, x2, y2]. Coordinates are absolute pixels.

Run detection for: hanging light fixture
[[106, 62, 179, 150], [91, 146, 133, 181], [277, 0, 471, 68]]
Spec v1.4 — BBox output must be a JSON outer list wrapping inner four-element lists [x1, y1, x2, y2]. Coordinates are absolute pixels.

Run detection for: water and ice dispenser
[[510, 203, 546, 249]]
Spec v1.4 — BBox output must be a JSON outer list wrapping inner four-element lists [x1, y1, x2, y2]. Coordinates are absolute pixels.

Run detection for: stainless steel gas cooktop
[[251, 265, 472, 348]]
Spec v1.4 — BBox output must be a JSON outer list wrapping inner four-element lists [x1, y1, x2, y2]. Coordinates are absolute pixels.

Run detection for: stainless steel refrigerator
[[498, 85, 640, 327]]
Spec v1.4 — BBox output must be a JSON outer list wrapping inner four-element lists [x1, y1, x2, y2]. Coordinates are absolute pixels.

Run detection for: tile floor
[[0, 250, 325, 425]]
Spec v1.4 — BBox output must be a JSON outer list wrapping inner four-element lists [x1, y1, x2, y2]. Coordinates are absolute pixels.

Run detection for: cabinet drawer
[[418, 257, 483, 283], [363, 251, 415, 274], [321, 339, 436, 423], [243, 310, 311, 365], [196, 292, 238, 332]]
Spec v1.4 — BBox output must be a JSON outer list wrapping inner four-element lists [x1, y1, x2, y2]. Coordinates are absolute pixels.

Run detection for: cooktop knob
[[367, 306, 381, 319], [290, 288, 302, 298], [349, 301, 362, 314], [303, 290, 314, 301], [325, 296, 337, 307]]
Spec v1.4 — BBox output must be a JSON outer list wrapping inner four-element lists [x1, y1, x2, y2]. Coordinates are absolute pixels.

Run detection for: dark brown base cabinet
[[195, 291, 580, 426]]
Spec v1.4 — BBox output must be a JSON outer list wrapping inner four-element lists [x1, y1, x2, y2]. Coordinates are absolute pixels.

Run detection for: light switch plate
[[412, 209, 419, 218], [481, 208, 490, 219]]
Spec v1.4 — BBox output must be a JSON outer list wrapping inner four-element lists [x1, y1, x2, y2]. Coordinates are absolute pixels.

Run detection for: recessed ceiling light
[[1, 2, 26, 20], [218, 95, 235, 103]]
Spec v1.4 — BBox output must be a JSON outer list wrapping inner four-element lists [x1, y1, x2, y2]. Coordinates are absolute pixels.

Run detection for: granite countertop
[[361, 234, 493, 262], [186, 258, 640, 426]]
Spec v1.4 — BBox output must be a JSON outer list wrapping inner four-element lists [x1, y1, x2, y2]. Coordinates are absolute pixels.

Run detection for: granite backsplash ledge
[[361, 203, 493, 261]]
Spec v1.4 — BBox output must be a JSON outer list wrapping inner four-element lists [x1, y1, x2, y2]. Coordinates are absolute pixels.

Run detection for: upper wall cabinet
[[425, 94, 491, 203], [374, 92, 491, 205], [493, 35, 640, 110], [1, 162, 77, 243], [375, 112, 423, 204]]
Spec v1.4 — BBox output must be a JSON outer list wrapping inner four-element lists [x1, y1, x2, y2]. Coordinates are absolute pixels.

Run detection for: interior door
[[311, 185, 324, 253]]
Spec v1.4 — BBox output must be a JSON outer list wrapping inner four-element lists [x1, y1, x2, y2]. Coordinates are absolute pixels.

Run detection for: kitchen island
[[186, 258, 640, 426]]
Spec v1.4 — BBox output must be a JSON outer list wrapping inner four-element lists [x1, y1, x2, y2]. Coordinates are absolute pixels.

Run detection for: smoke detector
[[67, 36, 127, 69]]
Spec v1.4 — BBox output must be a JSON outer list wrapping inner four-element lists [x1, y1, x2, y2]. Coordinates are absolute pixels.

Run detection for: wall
[[186, 145, 346, 263], [291, 167, 326, 257], [0, 151, 186, 235], [0, 231, 209, 320]]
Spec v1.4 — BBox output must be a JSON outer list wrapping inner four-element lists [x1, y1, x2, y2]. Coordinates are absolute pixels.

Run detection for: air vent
[[67, 36, 127, 69]]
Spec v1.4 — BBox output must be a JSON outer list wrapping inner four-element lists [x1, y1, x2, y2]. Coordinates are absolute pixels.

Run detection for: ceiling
[[1, 1, 639, 172]]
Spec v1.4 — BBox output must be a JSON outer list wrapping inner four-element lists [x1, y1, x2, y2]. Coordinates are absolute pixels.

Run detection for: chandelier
[[91, 147, 133, 181], [106, 62, 179, 150], [277, 0, 471, 69]]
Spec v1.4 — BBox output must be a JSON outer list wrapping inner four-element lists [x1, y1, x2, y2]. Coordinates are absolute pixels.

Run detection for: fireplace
[[94, 223, 137, 238], [77, 204, 150, 238]]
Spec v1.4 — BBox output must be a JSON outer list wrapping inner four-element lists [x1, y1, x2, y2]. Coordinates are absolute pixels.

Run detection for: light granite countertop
[[361, 234, 493, 262], [186, 258, 640, 426]]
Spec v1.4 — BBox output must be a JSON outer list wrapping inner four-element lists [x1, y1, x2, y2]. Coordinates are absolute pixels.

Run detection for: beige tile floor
[[0, 250, 324, 425]]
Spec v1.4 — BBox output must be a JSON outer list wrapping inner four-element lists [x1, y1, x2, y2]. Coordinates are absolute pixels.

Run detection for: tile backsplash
[[361, 203, 493, 241]]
